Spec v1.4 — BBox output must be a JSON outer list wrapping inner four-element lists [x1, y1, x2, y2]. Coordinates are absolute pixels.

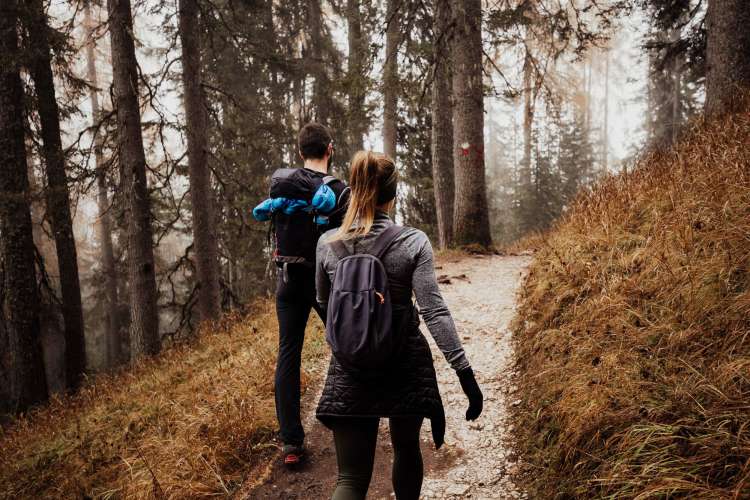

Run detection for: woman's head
[[332, 151, 398, 240]]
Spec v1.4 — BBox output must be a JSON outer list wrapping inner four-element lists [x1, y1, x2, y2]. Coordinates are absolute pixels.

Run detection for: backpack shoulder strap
[[368, 224, 405, 260], [328, 238, 350, 260], [322, 175, 338, 186]]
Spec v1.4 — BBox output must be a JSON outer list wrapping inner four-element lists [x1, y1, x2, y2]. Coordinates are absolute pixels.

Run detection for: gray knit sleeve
[[410, 231, 471, 372]]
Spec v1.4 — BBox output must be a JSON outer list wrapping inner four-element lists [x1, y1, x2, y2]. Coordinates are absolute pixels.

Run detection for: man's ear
[[299, 150, 304, 162]]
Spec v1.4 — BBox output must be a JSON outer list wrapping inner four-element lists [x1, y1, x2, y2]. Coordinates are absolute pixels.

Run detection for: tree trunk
[[0, 0, 49, 411], [307, 0, 329, 125], [179, 0, 221, 325], [602, 48, 609, 172], [383, 0, 399, 160], [584, 57, 591, 133], [347, 0, 366, 151], [451, 0, 492, 247], [705, 0, 750, 117], [671, 56, 681, 145], [264, 0, 286, 168], [521, 49, 534, 188], [0, 298, 10, 413], [431, 0, 454, 249], [107, 0, 160, 358], [84, 0, 122, 366], [25, 0, 87, 390]]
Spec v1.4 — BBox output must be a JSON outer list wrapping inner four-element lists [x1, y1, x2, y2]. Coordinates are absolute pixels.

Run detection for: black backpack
[[325, 225, 407, 375], [269, 168, 347, 265]]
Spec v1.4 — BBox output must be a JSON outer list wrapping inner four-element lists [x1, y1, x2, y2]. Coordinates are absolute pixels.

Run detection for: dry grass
[[512, 109, 750, 499], [0, 300, 326, 499]]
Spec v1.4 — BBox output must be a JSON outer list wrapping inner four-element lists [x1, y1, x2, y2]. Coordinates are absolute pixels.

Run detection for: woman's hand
[[457, 367, 483, 421]]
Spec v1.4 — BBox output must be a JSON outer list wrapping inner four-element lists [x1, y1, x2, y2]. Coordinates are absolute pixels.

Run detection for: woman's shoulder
[[393, 225, 432, 256], [397, 225, 429, 243], [316, 229, 339, 259], [320, 227, 339, 241]]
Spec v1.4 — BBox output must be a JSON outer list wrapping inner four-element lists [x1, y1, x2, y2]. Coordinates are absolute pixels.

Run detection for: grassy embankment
[[512, 109, 750, 498], [0, 301, 326, 499]]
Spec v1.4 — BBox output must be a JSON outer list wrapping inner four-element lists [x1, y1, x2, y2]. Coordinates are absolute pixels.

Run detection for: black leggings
[[330, 416, 424, 500]]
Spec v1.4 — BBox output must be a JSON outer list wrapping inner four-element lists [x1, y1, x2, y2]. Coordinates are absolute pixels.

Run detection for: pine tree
[[0, 0, 49, 410], [705, 0, 750, 117], [346, 0, 367, 152], [179, 0, 221, 324], [431, 0, 455, 249], [107, 0, 160, 357], [383, 0, 400, 160], [559, 111, 595, 205], [83, 0, 122, 366], [643, 0, 703, 148], [451, 0, 492, 247], [24, 0, 87, 389]]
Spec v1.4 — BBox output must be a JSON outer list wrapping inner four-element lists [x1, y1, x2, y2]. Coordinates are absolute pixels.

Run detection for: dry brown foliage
[[0, 300, 326, 499], [512, 110, 750, 499]]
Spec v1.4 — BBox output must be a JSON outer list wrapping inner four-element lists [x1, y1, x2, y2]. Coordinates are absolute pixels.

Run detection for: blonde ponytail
[[330, 151, 397, 241]]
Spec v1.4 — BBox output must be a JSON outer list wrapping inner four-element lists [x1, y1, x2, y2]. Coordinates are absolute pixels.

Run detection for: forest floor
[[240, 254, 531, 499]]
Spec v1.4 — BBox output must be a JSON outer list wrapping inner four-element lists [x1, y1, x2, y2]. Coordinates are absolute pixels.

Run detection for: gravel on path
[[242, 254, 530, 499]]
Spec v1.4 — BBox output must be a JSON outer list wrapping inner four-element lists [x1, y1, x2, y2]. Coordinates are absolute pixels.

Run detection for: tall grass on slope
[[0, 301, 326, 499], [512, 110, 750, 499]]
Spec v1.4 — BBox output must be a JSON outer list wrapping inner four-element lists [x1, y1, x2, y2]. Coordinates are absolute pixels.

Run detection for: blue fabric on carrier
[[252, 182, 338, 224]]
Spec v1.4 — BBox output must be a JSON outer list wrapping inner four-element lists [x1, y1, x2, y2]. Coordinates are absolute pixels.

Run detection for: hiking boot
[[282, 444, 305, 467]]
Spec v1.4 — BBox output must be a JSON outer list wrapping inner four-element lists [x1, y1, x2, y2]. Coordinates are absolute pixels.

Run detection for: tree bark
[[0, 0, 49, 411], [705, 0, 750, 117], [451, 0, 492, 247], [84, 0, 122, 366], [347, 0, 366, 151], [602, 48, 609, 172], [671, 57, 681, 145], [25, 0, 87, 389], [521, 49, 534, 188], [107, 0, 160, 357], [0, 298, 10, 413], [584, 57, 591, 133], [179, 0, 221, 324], [383, 0, 399, 160], [431, 0, 455, 249], [307, 0, 330, 125]]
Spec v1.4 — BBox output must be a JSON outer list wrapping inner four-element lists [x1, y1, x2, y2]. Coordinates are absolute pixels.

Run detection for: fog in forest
[[1, 0, 709, 403]]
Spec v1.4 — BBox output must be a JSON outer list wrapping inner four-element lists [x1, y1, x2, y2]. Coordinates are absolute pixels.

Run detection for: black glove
[[457, 367, 483, 421]]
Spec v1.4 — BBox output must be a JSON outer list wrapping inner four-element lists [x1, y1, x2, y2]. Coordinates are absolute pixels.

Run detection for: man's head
[[298, 122, 333, 162]]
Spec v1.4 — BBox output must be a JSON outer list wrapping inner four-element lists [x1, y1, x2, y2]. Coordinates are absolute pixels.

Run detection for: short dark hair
[[298, 122, 332, 160]]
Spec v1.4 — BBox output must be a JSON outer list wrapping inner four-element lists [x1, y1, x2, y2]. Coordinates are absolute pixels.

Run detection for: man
[[253, 122, 349, 466]]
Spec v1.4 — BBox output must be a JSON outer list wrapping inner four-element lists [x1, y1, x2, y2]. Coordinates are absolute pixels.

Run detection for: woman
[[315, 151, 484, 499]]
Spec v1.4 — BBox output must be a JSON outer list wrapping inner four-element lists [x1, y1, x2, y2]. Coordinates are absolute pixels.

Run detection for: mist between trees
[[1, 0, 748, 413]]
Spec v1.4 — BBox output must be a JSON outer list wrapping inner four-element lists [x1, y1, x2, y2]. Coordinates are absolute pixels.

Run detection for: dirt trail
[[242, 255, 530, 499]]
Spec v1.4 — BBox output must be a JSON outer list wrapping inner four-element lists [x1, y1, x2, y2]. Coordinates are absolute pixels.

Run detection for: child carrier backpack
[[265, 168, 348, 266], [325, 225, 408, 375]]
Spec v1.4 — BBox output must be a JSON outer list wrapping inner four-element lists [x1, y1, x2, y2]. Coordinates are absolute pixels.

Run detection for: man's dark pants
[[275, 264, 324, 446]]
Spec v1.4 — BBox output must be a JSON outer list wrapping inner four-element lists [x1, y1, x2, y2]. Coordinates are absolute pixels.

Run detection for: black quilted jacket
[[316, 311, 446, 448], [314, 213, 473, 448]]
